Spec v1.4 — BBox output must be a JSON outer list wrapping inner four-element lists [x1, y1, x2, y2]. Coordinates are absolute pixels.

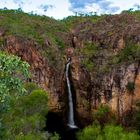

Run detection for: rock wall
[[2, 35, 66, 113], [0, 13, 140, 127], [70, 55, 140, 126], [68, 14, 140, 126]]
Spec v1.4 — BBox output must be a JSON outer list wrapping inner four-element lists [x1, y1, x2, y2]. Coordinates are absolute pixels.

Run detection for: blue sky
[[0, 0, 139, 19]]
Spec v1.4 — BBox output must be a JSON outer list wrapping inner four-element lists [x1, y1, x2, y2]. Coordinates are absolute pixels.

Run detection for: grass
[[0, 9, 68, 46]]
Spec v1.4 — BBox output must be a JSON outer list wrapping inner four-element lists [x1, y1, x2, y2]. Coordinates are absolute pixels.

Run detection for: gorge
[[0, 9, 140, 139]]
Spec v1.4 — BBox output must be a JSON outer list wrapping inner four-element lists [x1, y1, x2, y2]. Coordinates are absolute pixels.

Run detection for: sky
[[0, 0, 140, 19]]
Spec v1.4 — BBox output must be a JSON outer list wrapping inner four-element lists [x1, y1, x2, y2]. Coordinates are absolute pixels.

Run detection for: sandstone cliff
[[0, 10, 140, 127]]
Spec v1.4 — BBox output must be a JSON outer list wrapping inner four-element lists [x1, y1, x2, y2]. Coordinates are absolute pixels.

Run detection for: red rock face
[[0, 13, 140, 127], [70, 52, 140, 125], [3, 36, 64, 112], [65, 47, 74, 57], [134, 73, 140, 101], [68, 14, 140, 126]]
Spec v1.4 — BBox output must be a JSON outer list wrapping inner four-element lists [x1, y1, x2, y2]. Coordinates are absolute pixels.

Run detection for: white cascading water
[[66, 58, 77, 129]]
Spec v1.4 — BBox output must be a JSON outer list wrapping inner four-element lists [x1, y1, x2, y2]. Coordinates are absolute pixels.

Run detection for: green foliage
[[14, 132, 48, 140], [0, 38, 4, 47], [93, 104, 116, 125], [82, 42, 97, 57], [77, 124, 101, 140], [80, 42, 97, 70], [126, 82, 135, 93], [62, 14, 102, 29], [43, 46, 64, 68], [0, 51, 30, 112], [14, 132, 60, 140], [94, 105, 109, 120], [77, 124, 140, 140], [24, 82, 40, 94], [122, 10, 140, 21], [119, 44, 140, 61], [103, 125, 140, 140], [81, 59, 94, 71], [112, 44, 140, 65], [0, 9, 68, 46], [135, 101, 140, 134], [0, 52, 30, 139], [55, 38, 65, 49], [49, 132, 60, 140], [99, 65, 110, 74], [1, 89, 58, 140]]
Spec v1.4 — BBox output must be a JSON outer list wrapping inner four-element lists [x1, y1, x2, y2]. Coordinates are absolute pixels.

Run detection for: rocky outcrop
[[69, 55, 140, 126], [1, 35, 65, 112], [0, 13, 140, 127], [64, 13, 140, 126]]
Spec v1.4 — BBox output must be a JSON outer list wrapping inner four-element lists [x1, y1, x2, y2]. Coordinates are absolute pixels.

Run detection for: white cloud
[[85, 3, 103, 14], [70, 0, 140, 15], [0, 0, 140, 19], [0, 0, 18, 9], [109, 0, 140, 13], [0, 0, 73, 19], [41, 0, 73, 19]]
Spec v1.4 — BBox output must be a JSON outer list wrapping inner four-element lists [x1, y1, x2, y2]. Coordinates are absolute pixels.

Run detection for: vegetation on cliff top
[[0, 8, 68, 48], [0, 9, 140, 47]]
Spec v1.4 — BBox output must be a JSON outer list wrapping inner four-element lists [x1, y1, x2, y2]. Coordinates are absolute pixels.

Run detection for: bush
[[1, 89, 51, 140], [80, 42, 97, 70], [24, 82, 40, 94], [0, 52, 30, 112], [76, 124, 140, 140], [126, 82, 135, 93], [103, 124, 140, 140], [93, 104, 116, 125], [76, 124, 101, 140], [81, 59, 94, 71], [112, 44, 140, 65], [0, 9, 68, 46]]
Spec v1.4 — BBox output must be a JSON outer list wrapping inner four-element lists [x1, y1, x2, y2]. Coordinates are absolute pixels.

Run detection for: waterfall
[[66, 58, 77, 129]]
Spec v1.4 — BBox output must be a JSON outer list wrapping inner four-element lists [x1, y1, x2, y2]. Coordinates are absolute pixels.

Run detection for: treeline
[[0, 52, 59, 140]]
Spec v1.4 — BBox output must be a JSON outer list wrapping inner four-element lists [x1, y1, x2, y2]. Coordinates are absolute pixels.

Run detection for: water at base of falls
[[46, 112, 78, 140], [67, 124, 78, 129], [66, 58, 78, 129]]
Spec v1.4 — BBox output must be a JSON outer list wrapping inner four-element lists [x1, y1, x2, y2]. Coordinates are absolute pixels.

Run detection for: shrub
[[81, 59, 94, 71], [2, 89, 51, 140], [112, 44, 140, 65], [0, 51, 30, 112], [76, 124, 101, 140], [24, 82, 40, 94], [126, 82, 135, 93], [0, 9, 68, 46], [76, 124, 140, 140], [80, 42, 97, 70], [93, 104, 116, 125], [103, 124, 140, 140]]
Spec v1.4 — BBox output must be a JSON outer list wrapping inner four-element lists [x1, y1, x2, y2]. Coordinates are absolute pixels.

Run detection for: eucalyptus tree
[[0, 51, 30, 112]]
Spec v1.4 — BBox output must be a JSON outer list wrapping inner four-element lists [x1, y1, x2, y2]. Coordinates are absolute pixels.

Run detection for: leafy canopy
[[0, 51, 30, 111], [2, 89, 59, 140], [77, 124, 140, 140]]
